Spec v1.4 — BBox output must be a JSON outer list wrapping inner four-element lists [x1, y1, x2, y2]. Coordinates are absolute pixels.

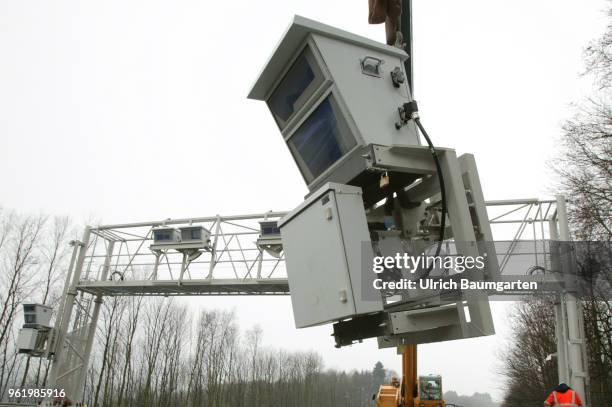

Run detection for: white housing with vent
[[249, 16, 420, 193]]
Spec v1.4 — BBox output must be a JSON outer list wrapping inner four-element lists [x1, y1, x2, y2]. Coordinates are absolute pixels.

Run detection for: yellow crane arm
[[376, 344, 417, 407]]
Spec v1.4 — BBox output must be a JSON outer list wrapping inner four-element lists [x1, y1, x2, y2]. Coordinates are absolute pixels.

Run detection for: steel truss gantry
[[45, 197, 589, 405], [76, 198, 560, 298], [76, 212, 290, 297]]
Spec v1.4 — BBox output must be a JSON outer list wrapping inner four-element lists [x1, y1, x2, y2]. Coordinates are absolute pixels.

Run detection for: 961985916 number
[[8, 388, 66, 398]]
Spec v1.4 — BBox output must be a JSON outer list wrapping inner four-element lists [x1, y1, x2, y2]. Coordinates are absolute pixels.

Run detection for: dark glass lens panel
[[288, 97, 355, 182], [267, 48, 323, 128]]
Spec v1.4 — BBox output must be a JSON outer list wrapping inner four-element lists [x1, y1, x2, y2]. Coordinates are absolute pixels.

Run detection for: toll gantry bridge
[[75, 212, 290, 297], [74, 199, 557, 298]]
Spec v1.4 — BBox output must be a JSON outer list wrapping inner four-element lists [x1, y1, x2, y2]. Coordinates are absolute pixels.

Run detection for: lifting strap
[[367, 0, 404, 47]]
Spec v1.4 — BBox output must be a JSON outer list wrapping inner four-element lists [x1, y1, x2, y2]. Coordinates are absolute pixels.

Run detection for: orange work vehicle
[[376, 345, 445, 407]]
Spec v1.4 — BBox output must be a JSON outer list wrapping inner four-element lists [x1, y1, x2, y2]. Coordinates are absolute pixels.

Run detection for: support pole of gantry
[[47, 227, 91, 399], [549, 218, 570, 384], [555, 196, 589, 406], [74, 239, 115, 402], [50, 240, 80, 358]]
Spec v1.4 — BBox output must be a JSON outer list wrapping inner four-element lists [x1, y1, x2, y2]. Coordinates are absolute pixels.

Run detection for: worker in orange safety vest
[[544, 383, 583, 407]]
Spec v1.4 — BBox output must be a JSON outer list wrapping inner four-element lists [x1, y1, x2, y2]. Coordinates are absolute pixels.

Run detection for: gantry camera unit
[[151, 225, 211, 251], [249, 16, 499, 348], [17, 303, 53, 356]]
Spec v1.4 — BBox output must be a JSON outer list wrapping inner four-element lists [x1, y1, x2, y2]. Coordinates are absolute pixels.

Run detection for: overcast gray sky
[[0, 0, 608, 401]]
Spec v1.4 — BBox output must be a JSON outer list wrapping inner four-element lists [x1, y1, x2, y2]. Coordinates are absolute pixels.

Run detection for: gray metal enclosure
[[249, 16, 420, 194], [279, 183, 383, 327]]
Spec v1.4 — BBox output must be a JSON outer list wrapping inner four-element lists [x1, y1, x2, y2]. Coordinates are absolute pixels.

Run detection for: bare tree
[[585, 4, 612, 90], [553, 0, 612, 241], [91, 296, 125, 407], [115, 296, 143, 407], [138, 298, 175, 406], [500, 298, 559, 407], [0, 213, 46, 397], [24, 217, 71, 388], [554, 99, 611, 240]]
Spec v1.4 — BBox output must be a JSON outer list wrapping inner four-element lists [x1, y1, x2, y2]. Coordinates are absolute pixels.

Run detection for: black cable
[[414, 117, 447, 275]]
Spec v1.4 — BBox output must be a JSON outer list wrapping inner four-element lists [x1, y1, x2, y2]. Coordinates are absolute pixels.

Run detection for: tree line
[[81, 299, 394, 407]]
